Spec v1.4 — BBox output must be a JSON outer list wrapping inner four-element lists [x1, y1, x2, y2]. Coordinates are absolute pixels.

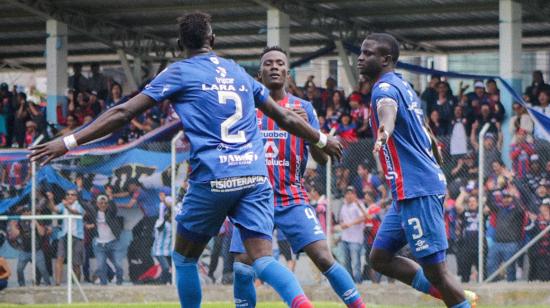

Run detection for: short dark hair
[[366, 33, 400, 64], [177, 12, 212, 50], [260, 45, 287, 60]]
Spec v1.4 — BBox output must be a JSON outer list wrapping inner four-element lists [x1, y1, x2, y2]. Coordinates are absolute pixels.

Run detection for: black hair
[[177, 12, 212, 50], [366, 33, 400, 64], [260, 45, 287, 60]]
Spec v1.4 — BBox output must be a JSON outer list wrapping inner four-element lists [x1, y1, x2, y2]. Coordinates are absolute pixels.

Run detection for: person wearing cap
[[7, 206, 51, 286], [466, 80, 490, 112], [85, 194, 123, 285], [526, 200, 550, 281], [486, 189, 524, 282], [337, 186, 368, 283], [152, 187, 173, 284]]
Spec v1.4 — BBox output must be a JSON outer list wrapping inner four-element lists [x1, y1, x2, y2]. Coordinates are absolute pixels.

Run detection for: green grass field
[[2, 303, 550, 308]]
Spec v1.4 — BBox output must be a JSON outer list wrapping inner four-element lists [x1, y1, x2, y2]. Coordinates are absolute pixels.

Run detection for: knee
[[423, 266, 447, 286], [368, 250, 387, 272], [234, 253, 253, 266]]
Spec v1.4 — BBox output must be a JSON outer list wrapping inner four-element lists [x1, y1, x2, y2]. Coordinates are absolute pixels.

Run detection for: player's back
[[370, 72, 446, 200], [142, 52, 269, 182]]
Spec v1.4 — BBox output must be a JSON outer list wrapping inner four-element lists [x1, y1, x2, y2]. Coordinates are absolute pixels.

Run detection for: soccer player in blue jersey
[[29, 12, 343, 308], [230, 46, 366, 308], [357, 33, 477, 308]]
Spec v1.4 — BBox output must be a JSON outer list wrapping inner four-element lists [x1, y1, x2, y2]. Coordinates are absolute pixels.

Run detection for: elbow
[[111, 106, 134, 125]]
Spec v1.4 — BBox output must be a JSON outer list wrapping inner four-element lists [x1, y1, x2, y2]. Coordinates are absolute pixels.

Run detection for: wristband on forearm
[[315, 132, 328, 148], [63, 134, 78, 151]]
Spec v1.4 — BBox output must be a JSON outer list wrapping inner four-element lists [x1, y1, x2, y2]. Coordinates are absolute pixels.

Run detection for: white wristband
[[315, 132, 328, 148], [63, 134, 78, 151]]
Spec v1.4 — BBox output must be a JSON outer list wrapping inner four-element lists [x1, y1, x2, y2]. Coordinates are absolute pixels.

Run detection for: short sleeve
[[303, 101, 320, 130], [141, 63, 184, 102], [371, 82, 399, 111], [251, 79, 270, 107]]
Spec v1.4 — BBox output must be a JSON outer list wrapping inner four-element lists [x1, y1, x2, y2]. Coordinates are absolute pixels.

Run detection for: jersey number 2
[[218, 91, 246, 143]]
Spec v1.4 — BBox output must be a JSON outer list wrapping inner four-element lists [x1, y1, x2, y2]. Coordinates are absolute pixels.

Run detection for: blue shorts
[[176, 176, 274, 243], [372, 195, 448, 263], [0, 279, 7, 291], [230, 203, 326, 254]]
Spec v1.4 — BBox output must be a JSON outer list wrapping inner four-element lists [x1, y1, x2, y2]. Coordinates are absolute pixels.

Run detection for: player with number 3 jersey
[[230, 46, 366, 308]]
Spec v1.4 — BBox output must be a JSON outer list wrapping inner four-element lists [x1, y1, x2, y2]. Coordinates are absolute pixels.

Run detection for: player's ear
[[256, 70, 262, 81], [382, 55, 392, 67], [209, 33, 216, 49]]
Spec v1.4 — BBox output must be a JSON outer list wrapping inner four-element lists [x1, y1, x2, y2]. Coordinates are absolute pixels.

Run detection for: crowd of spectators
[[2, 66, 550, 288], [0, 63, 175, 149]]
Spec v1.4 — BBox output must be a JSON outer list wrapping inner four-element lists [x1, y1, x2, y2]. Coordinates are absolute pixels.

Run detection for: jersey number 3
[[219, 91, 246, 143]]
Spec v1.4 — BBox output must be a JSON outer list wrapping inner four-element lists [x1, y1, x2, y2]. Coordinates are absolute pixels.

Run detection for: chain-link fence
[[2, 124, 550, 304], [320, 132, 550, 285]]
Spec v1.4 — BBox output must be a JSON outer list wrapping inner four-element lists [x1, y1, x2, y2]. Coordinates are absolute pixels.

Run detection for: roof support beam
[[5, 0, 176, 59]]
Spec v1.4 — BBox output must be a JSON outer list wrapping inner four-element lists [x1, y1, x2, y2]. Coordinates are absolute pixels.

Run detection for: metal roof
[[1, 0, 549, 70]]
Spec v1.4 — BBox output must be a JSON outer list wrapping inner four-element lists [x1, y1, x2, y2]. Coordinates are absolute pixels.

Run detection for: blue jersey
[[257, 94, 319, 207], [370, 72, 446, 200], [142, 52, 270, 182]]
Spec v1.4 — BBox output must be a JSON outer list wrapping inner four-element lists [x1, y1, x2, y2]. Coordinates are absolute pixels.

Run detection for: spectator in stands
[[533, 88, 550, 140], [14, 92, 30, 148], [471, 132, 502, 177], [510, 102, 534, 144], [433, 81, 454, 129], [526, 200, 550, 281], [486, 190, 524, 282], [510, 129, 535, 178], [526, 155, 547, 191], [286, 75, 303, 98], [46, 189, 85, 285], [0, 83, 15, 147], [349, 92, 370, 138], [105, 82, 125, 109], [331, 91, 347, 115], [57, 114, 79, 137], [352, 163, 386, 201], [323, 106, 339, 133], [0, 255, 10, 291], [485, 79, 499, 95], [421, 75, 440, 111], [525, 70, 549, 105], [86, 195, 123, 285], [449, 106, 469, 158], [7, 206, 51, 286], [24, 120, 40, 147], [88, 63, 108, 100], [361, 192, 382, 283], [337, 186, 367, 283], [153, 188, 173, 285], [334, 167, 352, 199], [336, 114, 358, 144], [308, 185, 331, 234], [305, 81, 325, 117], [123, 121, 145, 143], [88, 91, 104, 116], [466, 80, 490, 118], [68, 63, 89, 95], [321, 76, 338, 108], [428, 109, 448, 136], [454, 189, 483, 282]]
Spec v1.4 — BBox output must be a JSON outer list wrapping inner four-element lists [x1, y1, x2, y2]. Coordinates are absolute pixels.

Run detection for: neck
[[373, 68, 393, 84], [186, 46, 212, 58], [270, 86, 286, 102]]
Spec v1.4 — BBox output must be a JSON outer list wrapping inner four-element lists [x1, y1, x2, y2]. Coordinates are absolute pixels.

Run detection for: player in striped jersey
[[230, 46, 365, 308]]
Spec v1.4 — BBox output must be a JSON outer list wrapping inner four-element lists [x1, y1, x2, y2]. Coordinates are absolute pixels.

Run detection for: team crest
[[378, 82, 391, 91], [210, 57, 219, 64]]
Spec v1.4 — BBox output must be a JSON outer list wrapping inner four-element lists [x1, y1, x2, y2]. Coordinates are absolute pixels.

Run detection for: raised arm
[[259, 97, 342, 161], [29, 94, 156, 165]]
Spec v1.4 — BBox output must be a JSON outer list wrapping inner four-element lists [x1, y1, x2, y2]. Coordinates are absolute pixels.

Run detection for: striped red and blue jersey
[[370, 72, 446, 201], [257, 94, 319, 207]]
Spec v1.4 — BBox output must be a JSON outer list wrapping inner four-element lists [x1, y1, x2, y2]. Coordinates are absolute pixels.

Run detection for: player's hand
[[292, 108, 308, 122], [323, 135, 343, 161], [28, 138, 68, 166], [373, 124, 389, 154]]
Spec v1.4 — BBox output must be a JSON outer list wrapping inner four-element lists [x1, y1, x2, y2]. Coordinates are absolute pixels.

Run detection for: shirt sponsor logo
[[261, 130, 288, 139], [415, 239, 429, 252], [210, 176, 267, 192], [218, 151, 258, 166], [216, 77, 234, 84]]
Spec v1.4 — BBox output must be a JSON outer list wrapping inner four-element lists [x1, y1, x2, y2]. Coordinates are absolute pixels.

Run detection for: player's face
[[260, 51, 288, 89], [357, 40, 384, 80]]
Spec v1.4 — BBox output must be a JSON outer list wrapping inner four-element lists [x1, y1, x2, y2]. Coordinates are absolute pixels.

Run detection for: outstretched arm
[[29, 94, 156, 165], [259, 97, 342, 160]]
